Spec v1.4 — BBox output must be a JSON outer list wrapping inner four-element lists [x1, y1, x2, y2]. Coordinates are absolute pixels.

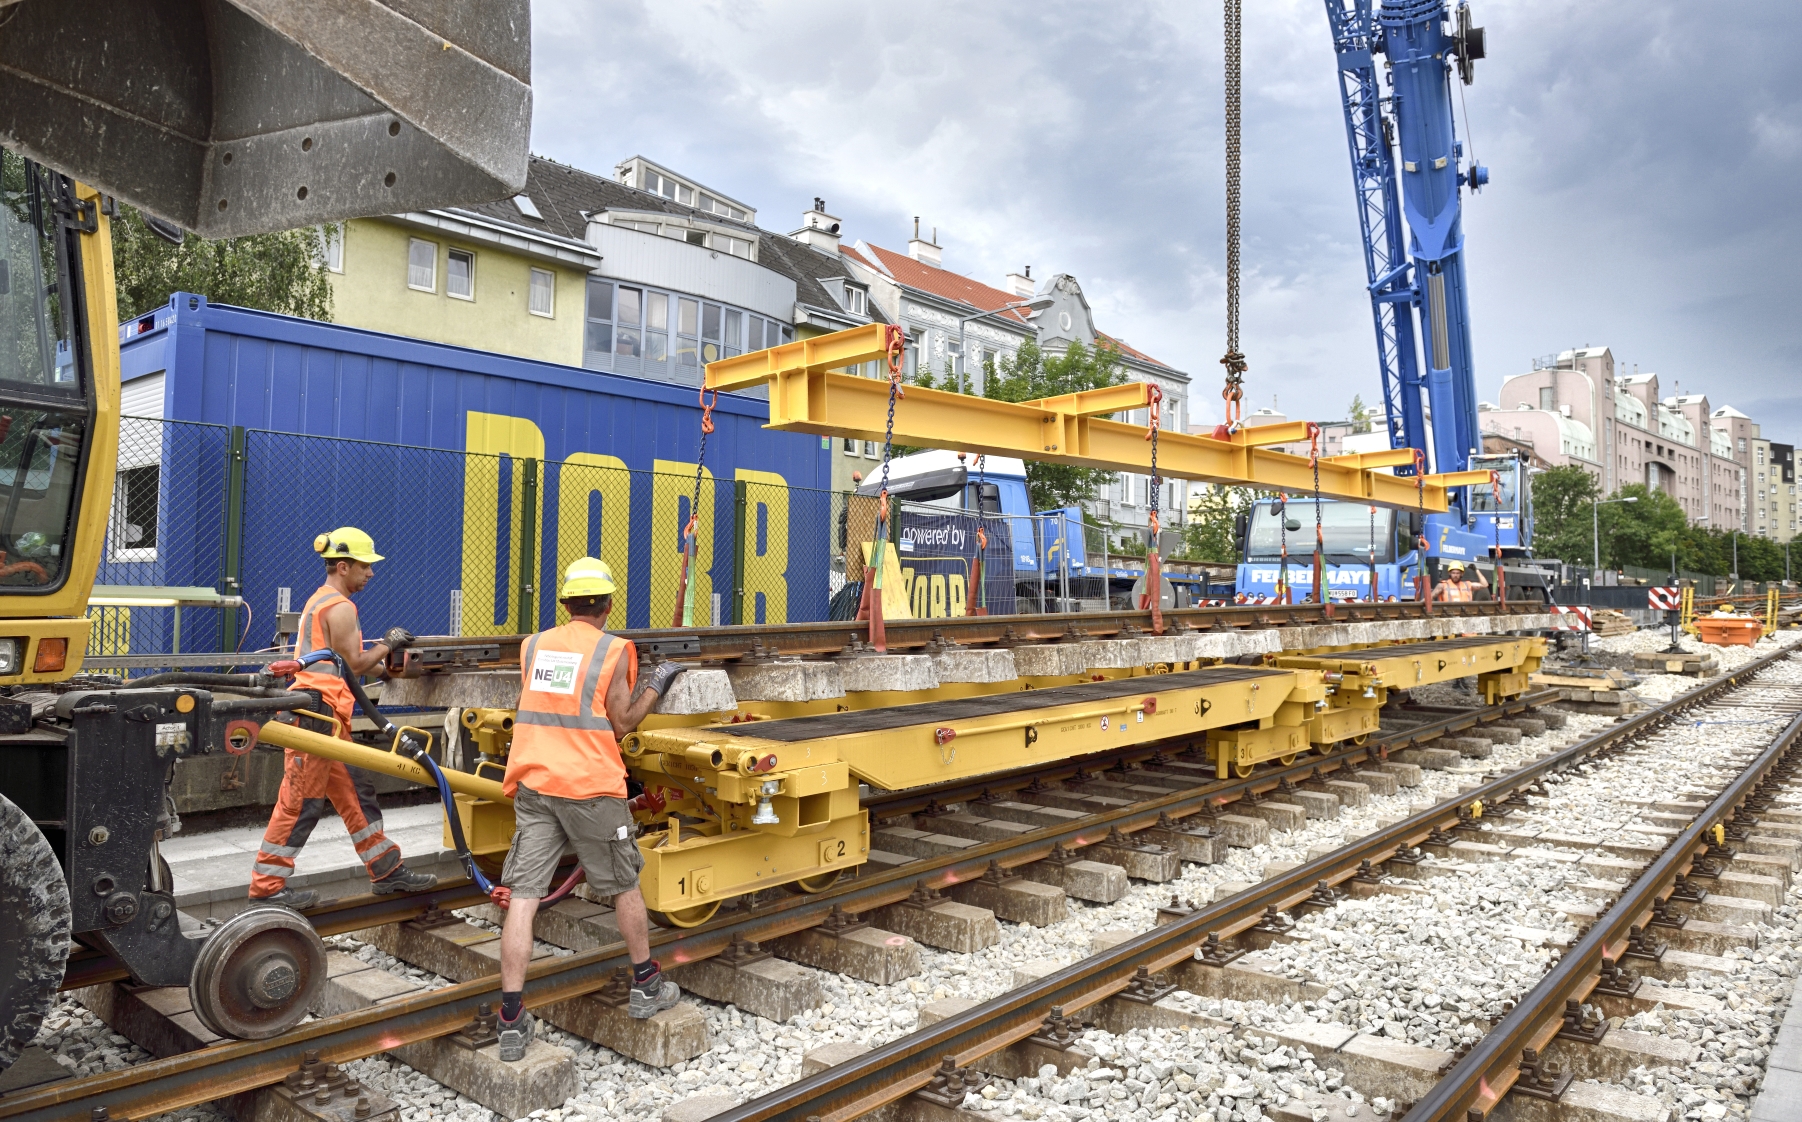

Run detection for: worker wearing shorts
[[494, 557, 687, 1061]]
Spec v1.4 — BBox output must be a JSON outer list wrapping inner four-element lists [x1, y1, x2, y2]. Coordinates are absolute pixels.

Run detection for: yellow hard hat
[[559, 557, 618, 599], [1445, 561, 1466, 572], [314, 526, 383, 563]]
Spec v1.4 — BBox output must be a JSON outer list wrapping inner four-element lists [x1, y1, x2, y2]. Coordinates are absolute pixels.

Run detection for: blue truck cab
[[1234, 499, 1417, 602]]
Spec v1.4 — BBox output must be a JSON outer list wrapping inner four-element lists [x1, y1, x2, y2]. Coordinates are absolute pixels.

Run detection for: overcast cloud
[[529, 1, 1802, 437]]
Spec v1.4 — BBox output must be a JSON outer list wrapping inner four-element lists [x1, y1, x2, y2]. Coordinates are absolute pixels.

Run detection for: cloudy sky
[[529, 0, 1802, 436]]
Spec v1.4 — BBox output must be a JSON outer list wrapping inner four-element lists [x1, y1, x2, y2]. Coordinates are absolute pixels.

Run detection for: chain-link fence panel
[[86, 417, 233, 658], [239, 429, 491, 650]]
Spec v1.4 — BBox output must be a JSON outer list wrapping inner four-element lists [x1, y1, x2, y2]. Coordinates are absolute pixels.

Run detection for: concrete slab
[[802, 1041, 870, 1077], [1212, 813, 1271, 848], [1009, 644, 1088, 678], [1322, 780, 1370, 808], [1087, 837, 1181, 882], [1546, 1027, 1699, 1083], [913, 811, 1037, 845], [725, 660, 845, 702], [1394, 747, 1461, 770], [1713, 870, 1786, 908], [1016, 855, 1129, 903], [663, 1094, 739, 1122], [1077, 639, 1144, 670], [930, 649, 1017, 684], [974, 800, 1088, 829], [1332, 1034, 1456, 1104], [1659, 919, 1758, 957], [872, 896, 1000, 952], [942, 870, 1067, 926], [328, 953, 578, 1118], [838, 654, 938, 693], [1373, 762, 1423, 787], [70, 982, 219, 1058], [669, 952, 825, 1024], [1497, 1078, 1672, 1122], [768, 925, 922, 985], [1239, 800, 1307, 833], [1288, 790, 1341, 819]]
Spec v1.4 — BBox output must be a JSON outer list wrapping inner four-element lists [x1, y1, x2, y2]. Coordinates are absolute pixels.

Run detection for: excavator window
[[0, 151, 91, 590]]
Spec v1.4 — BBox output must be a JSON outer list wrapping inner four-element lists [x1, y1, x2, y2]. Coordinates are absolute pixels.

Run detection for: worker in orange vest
[[249, 528, 437, 908], [495, 557, 687, 1061], [1432, 560, 1487, 603]]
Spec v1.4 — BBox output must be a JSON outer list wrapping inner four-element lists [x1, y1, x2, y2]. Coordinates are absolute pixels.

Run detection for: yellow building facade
[[325, 212, 599, 367]]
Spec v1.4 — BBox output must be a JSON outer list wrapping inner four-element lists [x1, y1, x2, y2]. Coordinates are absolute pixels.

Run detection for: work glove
[[383, 626, 416, 653], [627, 786, 667, 815], [638, 660, 687, 700]]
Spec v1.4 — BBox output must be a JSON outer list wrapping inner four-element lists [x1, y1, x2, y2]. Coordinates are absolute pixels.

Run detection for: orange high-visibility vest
[[292, 584, 358, 727], [504, 620, 638, 800], [1435, 579, 1474, 603]]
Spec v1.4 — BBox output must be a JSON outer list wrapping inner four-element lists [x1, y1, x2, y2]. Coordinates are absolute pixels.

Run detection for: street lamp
[[956, 294, 1056, 394], [1593, 494, 1638, 573]]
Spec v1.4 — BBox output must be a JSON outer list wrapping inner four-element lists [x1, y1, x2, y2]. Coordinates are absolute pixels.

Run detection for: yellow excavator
[[0, 0, 531, 1069]]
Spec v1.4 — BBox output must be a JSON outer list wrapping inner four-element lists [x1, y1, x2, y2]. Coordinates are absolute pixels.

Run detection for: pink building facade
[[1492, 346, 1744, 530]]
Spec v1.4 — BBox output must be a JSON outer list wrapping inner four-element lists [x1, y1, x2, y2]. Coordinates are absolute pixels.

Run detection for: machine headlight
[[0, 638, 18, 675]]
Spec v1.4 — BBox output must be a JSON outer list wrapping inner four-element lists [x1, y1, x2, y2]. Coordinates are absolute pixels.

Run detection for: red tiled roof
[[850, 243, 1032, 324], [844, 241, 1179, 372], [1096, 330, 1175, 373]]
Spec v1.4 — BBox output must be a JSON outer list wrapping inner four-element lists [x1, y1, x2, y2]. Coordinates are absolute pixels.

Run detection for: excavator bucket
[[0, 0, 531, 237]]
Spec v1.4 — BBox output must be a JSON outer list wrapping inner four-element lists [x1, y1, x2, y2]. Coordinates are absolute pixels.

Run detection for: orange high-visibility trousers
[[249, 699, 403, 897]]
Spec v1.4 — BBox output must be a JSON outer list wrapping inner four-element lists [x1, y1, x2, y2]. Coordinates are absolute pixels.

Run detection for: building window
[[585, 281, 614, 358], [529, 268, 555, 317], [447, 248, 475, 300], [699, 193, 748, 221], [110, 465, 159, 561], [676, 298, 699, 371], [843, 438, 857, 455], [407, 238, 436, 291], [318, 224, 344, 273], [701, 303, 723, 363], [644, 292, 669, 371], [724, 309, 743, 358], [615, 286, 644, 359], [641, 168, 695, 206], [845, 288, 866, 315], [710, 232, 753, 258], [617, 219, 661, 235], [864, 441, 878, 459]]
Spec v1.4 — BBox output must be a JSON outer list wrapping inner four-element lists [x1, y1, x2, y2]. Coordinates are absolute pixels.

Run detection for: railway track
[[7, 638, 1793, 1122]]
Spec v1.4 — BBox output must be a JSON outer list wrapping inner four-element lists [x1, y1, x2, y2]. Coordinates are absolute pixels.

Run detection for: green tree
[[1530, 465, 1600, 563], [111, 205, 334, 321], [924, 340, 1127, 510], [1181, 483, 1252, 562], [1347, 394, 1374, 435], [1594, 484, 1687, 568]]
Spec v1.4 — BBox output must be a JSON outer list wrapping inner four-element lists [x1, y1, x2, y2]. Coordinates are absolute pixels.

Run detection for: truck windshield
[[1467, 459, 1518, 512], [0, 151, 91, 590], [1245, 501, 1396, 564]]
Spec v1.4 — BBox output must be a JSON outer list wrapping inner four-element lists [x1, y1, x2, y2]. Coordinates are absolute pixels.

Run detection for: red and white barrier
[[1647, 586, 1680, 611], [1550, 605, 1592, 632]]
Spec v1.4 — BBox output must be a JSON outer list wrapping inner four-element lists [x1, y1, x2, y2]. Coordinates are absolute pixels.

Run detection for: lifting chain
[[1277, 490, 1290, 606], [1368, 503, 1379, 603], [971, 454, 990, 616], [1308, 422, 1326, 608], [1489, 469, 1506, 605], [671, 386, 718, 626], [1413, 447, 1433, 611], [1217, 0, 1247, 436], [856, 326, 908, 649], [1140, 385, 1166, 633]]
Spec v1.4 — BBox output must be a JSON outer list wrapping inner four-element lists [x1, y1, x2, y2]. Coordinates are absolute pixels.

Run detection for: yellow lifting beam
[[705, 324, 1492, 510]]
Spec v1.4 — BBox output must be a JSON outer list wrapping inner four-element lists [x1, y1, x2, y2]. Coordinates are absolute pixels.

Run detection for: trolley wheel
[[646, 901, 722, 929], [1278, 753, 1299, 766], [1231, 761, 1257, 779], [785, 870, 843, 895], [0, 793, 70, 1074], [1351, 733, 1371, 747], [189, 905, 326, 1040]]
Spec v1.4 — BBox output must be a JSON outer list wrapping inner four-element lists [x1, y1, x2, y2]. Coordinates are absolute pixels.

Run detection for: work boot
[[370, 865, 438, 894], [628, 964, 681, 1020], [249, 887, 318, 910], [497, 1010, 535, 1062]]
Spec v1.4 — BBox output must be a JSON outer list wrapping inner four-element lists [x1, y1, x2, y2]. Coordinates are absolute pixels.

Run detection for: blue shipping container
[[110, 294, 832, 644]]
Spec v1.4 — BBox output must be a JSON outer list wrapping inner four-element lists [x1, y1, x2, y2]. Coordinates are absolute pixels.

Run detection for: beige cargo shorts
[[500, 784, 645, 898]]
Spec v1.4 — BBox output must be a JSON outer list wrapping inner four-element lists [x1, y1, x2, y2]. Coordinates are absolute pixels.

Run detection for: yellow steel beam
[[705, 325, 1490, 510], [256, 721, 510, 804], [1018, 383, 1152, 417], [706, 323, 892, 392], [1324, 449, 1420, 470]]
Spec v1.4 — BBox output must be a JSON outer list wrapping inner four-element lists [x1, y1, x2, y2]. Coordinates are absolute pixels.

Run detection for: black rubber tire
[[0, 791, 71, 1074]]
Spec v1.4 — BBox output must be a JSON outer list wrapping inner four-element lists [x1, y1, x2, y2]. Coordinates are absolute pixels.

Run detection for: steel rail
[[391, 600, 1552, 671], [1406, 674, 1802, 1119], [3, 691, 1558, 1122], [692, 644, 1800, 1122]]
